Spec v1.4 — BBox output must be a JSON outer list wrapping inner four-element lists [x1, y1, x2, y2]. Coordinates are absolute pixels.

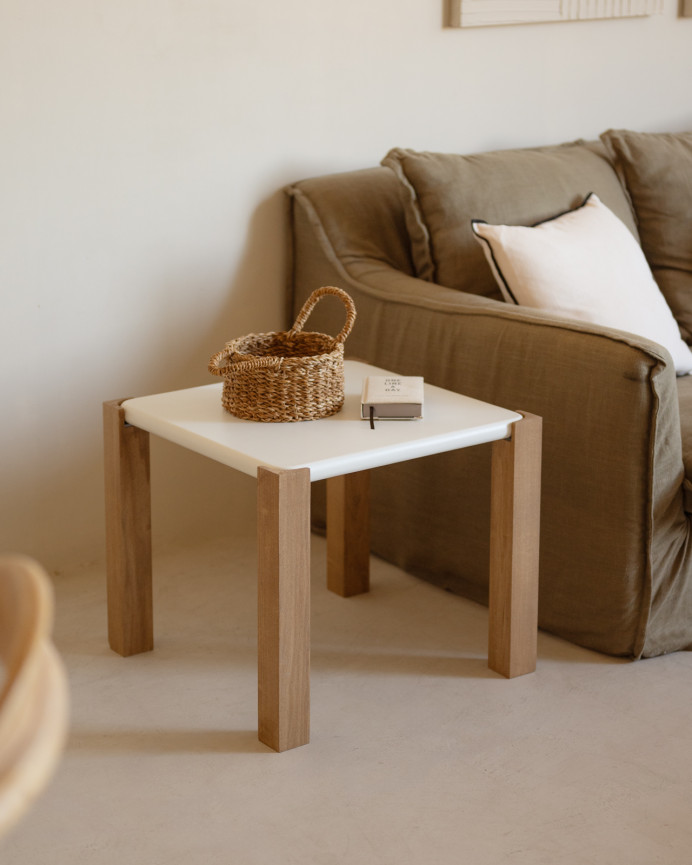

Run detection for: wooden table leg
[[488, 411, 542, 678], [103, 400, 153, 657], [257, 466, 311, 752], [326, 470, 370, 597]]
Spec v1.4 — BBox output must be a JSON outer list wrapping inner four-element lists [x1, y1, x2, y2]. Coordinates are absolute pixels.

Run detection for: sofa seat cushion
[[381, 141, 638, 299], [601, 129, 692, 343]]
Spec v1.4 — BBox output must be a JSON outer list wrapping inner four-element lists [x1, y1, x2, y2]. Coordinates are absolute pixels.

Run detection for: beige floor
[[4, 530, 692, 865]]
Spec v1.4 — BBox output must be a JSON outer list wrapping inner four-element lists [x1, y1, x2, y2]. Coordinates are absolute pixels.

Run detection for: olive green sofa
[[286, 130, 692, 659]]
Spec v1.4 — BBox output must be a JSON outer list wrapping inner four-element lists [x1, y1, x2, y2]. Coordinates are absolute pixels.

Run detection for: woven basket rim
[[224, 330, 340, 364], [226, 329, 337, 347]]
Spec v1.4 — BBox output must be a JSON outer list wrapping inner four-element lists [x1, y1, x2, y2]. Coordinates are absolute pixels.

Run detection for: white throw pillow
[[471, 193, 692, 375]]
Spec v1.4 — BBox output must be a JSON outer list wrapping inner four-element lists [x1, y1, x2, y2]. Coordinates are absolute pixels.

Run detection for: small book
[[361, 375, 424, 421]]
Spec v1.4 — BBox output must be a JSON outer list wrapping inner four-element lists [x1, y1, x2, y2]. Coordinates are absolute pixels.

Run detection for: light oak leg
[[257, 466, 311, 752], [326, 471, 370, 597], [103, 400, 153, 657], [488, 412, 542, 678]]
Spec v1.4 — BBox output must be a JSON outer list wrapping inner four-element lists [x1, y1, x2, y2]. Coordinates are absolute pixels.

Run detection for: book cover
[[360, 376, 424, 420]]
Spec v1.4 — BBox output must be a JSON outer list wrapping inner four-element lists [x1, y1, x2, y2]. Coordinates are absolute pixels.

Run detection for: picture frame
[[446, 0, 664, 28]]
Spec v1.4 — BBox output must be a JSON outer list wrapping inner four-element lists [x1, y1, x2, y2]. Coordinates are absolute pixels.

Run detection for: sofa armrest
[[355, 263, 683, 491], [354, 265, 676, 404], [310, 260, 678, 427]]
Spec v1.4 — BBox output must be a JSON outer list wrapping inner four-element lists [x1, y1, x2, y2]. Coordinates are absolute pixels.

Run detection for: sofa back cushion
[[600, 129, 692, 344], [289, 166, 416, 278], [382, 141, 638, 299]]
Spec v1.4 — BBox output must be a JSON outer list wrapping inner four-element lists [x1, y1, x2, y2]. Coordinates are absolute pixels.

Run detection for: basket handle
[[287, 286, 356, 345], [208, 350, 282, 377]]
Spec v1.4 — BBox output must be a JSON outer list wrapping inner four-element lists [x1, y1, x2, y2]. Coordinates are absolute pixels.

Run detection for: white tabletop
[[122, 361, 522, 482]]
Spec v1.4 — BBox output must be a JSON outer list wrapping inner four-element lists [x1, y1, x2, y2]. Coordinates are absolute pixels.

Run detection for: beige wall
[[2, 0, 691, 572]]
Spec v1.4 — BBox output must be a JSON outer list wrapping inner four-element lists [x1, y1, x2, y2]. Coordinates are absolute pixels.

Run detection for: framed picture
[[447, 0, 664, 27]]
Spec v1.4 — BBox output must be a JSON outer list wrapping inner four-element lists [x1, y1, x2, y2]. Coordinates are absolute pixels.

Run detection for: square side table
[[103, 361, 541, 752]]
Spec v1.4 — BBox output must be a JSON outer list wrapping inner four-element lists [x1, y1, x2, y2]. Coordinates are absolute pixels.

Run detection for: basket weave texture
[[208, 286, 356, 422]]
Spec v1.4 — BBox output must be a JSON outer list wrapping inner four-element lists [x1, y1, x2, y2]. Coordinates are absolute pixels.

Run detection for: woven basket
[[208, 285, 356, 422]]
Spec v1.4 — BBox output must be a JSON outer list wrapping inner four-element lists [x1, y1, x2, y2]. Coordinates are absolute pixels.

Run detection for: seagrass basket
[[208, 285, 356, 422]]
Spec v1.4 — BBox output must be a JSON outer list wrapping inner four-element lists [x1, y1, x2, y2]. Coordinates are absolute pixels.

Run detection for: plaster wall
[[2, 0, 691, 570]]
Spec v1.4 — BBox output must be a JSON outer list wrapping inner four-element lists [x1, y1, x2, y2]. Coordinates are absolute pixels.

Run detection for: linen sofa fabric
[[381, 142, 639, 298], [601, 129, 692, 344], [676, 376, 692, 514], [286, 135, 692, 659], [471, 193, 692, 375]]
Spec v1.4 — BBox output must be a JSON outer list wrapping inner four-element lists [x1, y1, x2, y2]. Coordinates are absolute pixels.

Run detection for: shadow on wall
[[122, 189, 293, 562], [145, 188, 293, 395], [4, 188, 291, 574]]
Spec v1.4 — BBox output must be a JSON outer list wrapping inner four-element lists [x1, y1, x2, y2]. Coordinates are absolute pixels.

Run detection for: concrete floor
[[4, 532, 692, 864]]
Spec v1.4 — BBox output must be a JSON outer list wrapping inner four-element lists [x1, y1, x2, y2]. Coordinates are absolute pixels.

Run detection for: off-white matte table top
[[105, 359, 540, 753], [122, 360, 522, 481]]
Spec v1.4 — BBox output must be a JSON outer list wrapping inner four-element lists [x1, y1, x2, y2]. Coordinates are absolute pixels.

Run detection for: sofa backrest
[[381, 140, 639, 300], [601, 129, 692, 344]]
